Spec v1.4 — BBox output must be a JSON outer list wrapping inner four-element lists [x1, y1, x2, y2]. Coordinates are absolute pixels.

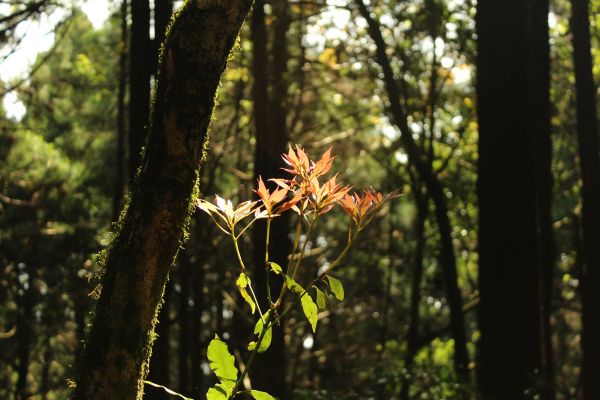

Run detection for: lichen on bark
[[73, 1, 252, 399]]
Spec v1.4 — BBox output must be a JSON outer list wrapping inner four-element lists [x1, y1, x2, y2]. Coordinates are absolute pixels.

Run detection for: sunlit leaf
[[327, 275, 344, 301], [247, 311, 272, 353], [207, 335, 238, 385], [315, 287, 327, 310], [236, 273, 256, 314], [301, 294, 318, 333], [250, 389, 277, 400], [206, 383, 231, 400], [284, 275, 304, 295], [269, 262, 282, 274]]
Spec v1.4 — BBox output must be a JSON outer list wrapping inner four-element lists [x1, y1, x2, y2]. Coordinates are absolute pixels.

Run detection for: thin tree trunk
[[40, 341, 52, 400], [532, 1, 556, 398], [400, 184, 428, 400], [250, 1, 290, 397], [15, 265, 34, 400], [191, 228, 206, 397], [74, 3, 252, 399], [354, 0, 469, 381], [178, 253, 191, 395], [570, 1, 600, 399], [128, 0, 150, 184], [113, 0, 127, 220]]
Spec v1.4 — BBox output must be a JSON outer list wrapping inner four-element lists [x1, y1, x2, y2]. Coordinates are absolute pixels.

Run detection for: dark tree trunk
[[177, 253, 191, 395], [73, 2, 252, 399], [190, 232, 206, 398], [113, 0, 127, 220], [144, 3, 174, 396], [354, 0, 470, 382], [249, 1, 290, 397], [128, 0, 151, 184], [15, 264, 34, 400], [40, 342, 52, 400], [476, 1, 555, 398], [532, 2, 556, 397], [400, 185, 428, 400], [570, 1, 600, 399]]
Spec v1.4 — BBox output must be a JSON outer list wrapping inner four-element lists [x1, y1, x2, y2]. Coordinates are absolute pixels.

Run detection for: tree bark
[[145, 4, 174, 397], [476, 1, 555, 398], [153, 0, 173, 68], [74, 2, 252, 399], [354, 0, 470, 382], [250, 0, 290, 397], [570, 1, 600, 399]]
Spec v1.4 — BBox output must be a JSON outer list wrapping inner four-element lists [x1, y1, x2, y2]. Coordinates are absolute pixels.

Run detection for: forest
[[0, 0, 599, 399]]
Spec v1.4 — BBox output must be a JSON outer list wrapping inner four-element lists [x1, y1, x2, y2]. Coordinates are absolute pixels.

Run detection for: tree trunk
[[15, 263, 34, 400], [400, 184, 428, 400], [532, 2, 556, 397], [178, 253, 191, 395], [74, 2, 252, 399], [191, 229, 206, 397], [128, 0, 151, 184], [570, 1, 600, 398], [354, 0, 470, 381], [249, 0, 290, 397], [145, 4, 174, 396], [476, 1, 555, 398], [113, 0, 127, 220]]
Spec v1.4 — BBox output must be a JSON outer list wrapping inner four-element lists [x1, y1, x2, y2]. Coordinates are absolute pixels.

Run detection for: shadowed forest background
[[0, 0, 599, 399]]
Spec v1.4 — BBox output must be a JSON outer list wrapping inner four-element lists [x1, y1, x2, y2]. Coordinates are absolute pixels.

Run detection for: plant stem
[[231, 312, 276, 398], [232, 236, 247, 272], [265, 217, 272, 304], [233, 234, 264, 319], [286, 214, 303, 272], [290, 213, 318, 280]]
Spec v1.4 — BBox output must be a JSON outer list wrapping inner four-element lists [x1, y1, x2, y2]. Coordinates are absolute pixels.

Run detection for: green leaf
[[301, 294, 318, 333], [207, 335, 238, 385], [315, 287, 327, 310], [284, 274, 304, 295], [247, 311, 272, 353], [269, 262, 282, 274], [206, 383, 231, 400], [326, 275, 344, 301], [236, 272, 256, 314], [250, 389, 277, 400]]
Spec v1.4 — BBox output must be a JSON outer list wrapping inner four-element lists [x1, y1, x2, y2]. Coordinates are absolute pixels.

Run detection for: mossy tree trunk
[[145, 3, 175, 399], [74, 1, 252, 399]]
